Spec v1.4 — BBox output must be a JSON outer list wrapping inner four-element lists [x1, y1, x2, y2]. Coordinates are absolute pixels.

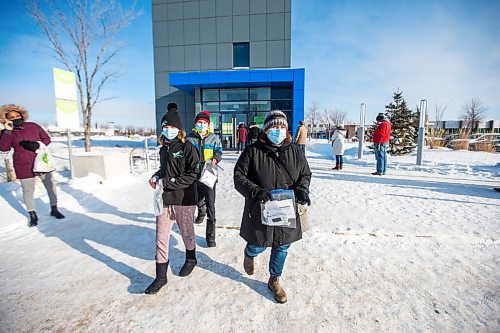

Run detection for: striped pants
[[155, 205, 197, 263]]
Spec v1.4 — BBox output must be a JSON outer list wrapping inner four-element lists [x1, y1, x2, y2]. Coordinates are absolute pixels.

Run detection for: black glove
[[255, 189, 271, 203], [295, 190, 311, 206], [19, 140, 40, 152]]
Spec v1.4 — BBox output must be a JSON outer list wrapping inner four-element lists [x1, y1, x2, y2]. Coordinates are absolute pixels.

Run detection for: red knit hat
[[195, 110, 210, 123]]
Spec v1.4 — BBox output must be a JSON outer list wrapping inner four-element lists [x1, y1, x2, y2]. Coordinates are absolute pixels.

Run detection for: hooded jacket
[[234, 132, 312, 246], [330, 129, 346, 155], [0, 105, 51, 179], [186, 128, 223, 164], [373, 120, 391, 143]]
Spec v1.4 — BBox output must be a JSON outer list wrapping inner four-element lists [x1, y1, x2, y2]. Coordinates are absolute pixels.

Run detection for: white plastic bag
[[153, 181, 163, 216], [199, 162, 220, 189], [33, 142, 56, 173], [260, 190, 297, 229]]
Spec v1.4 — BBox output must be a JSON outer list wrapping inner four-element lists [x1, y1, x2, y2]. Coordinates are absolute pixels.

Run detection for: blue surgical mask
[[267, 128, 287, 145], [195, 122, 209, 132], [162, 128, 179, 140]]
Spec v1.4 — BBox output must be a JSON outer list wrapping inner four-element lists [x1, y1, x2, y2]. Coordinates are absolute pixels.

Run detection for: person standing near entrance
[[0, 104, 65, 227], [186, 110, 223, 247], [145, 108, 200, 294], [372, 113, 391, 176], [234, 110, 312, 303], [247, 122, 261, 145], [294, 120, 307, 153], [236, 123, 247, 153]]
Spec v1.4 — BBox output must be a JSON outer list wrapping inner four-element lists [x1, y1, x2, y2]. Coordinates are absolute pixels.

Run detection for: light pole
[[416, 99, 427, 166], [358, 103, 366, 159]]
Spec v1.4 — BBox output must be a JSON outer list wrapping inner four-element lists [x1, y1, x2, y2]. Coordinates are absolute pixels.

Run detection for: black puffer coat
[[152, 138, 200, 206], [234, 134, 312, 247]]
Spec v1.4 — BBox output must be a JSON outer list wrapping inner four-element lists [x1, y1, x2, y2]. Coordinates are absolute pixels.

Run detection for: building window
[[233, 43, 249, 68]]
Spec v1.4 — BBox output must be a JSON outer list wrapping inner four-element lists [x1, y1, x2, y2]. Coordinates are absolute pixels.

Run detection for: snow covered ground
[[0, 139, 499, 332]]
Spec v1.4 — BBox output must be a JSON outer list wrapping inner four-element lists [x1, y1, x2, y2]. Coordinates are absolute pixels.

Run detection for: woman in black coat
[[145, 105, 200, 295], [234, 110, 312, 303]]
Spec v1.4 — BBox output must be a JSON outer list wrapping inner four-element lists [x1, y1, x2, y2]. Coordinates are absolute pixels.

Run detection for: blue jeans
[[335, 155, 343, 164], [245, 243, 290, 277], [297, 144, 305, 154], [374, 143, 388, 173]]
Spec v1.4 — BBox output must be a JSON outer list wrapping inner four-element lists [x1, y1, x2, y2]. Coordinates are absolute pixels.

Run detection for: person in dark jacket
[[236, 123, 248, 153], [234, 110, 312, 303], [186, 110, 223, 247], [247, 122, 261, 145], [0, 104, 65, 227], [145, 106, 201, 295]]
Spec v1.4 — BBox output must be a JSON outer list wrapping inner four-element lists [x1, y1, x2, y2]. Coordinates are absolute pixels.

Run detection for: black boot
[[144, 261, 169, 294], [195, 205, 206, 224], [50, 206, 65, 219], [28, 211, 38, 227], [179, 249, 197, 277], [206, 220, 216, 247]]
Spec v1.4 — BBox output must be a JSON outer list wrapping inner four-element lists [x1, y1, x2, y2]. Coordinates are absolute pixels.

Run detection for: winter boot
[[144, 261, 169, 294], [332, 163, 339, 170], [243, 250, 254, 275], [267, 276, 287, 304], [206, 220, 216, 247], [195, 205, 206, 224], [50, 206, 65, 219], [340, 163, 343, 170], [179, 249, 197, 277], [28, 211, 38, 227]]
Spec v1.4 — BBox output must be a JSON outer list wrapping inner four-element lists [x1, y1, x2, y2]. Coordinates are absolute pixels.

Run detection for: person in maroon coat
[[0, 104, 64, 227], [236, 123, 248, 153]]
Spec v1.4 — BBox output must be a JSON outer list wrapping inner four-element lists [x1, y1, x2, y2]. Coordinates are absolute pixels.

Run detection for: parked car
[[468, 134, 500, 151]]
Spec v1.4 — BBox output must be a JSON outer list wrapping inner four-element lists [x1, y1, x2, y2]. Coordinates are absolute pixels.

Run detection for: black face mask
[[12, 119, 24, 127]]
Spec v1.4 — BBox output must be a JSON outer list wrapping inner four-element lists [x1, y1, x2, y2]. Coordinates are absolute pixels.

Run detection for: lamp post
[[416, 99, 427, 166], [358, 103, 366, 159]]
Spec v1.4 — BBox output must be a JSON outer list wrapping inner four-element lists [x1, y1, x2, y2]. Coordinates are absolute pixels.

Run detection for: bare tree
[[320, 108, 332, 138], [305, 101, 320, 139], [329, 108, 347, 127], [461, 98, 487, 133], [428, 102, 447, 149], [28, 0, 138, 151]]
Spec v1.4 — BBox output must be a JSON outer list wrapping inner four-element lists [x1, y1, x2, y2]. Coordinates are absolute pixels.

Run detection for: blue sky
[[1, 0, 499, 127]]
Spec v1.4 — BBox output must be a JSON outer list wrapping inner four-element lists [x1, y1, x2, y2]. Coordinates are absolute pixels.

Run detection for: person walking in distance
[[294, 120, 308, 154], [372, 113, 392, 175], [331, 126, 346, 170], [145, 105, 200, 294], [186, 110, 223, 247], [234, 110, 312, 303], [0, 104, 65, 227], [236, 123, 248, 153]]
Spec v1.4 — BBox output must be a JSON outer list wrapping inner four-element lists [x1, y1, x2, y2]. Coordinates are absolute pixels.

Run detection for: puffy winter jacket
[[330, 129, 346, 155], [237, 126, 248, 143], [234, 133, 312, 247], [373, 120, 391, 143], [247, 125, 261, 144], [152, 138, 200, 206], [0, 122, 51, 179], [186, 129, 223, 164]]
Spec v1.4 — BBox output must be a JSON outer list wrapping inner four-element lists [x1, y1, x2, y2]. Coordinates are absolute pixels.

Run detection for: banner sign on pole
[[53, 68, 79, 130]]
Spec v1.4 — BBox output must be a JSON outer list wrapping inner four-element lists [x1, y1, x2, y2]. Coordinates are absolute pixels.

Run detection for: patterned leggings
[[155, 205, 197, 263]]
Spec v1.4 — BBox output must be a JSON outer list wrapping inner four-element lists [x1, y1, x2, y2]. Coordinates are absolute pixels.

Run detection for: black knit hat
[[195, 110, 210, 123], [263, 110, 288, 131], [161, 109, 183, 130]]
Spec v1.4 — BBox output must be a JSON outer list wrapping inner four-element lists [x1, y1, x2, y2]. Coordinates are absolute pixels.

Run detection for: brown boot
[[243, 251, 254, 275], [267, 276, 287, 303], [340, 163, 343, 170], [332, 163, 339, 170]]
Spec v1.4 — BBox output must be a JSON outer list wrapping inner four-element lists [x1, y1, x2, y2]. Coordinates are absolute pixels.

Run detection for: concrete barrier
[[72, 152, 129, 179]]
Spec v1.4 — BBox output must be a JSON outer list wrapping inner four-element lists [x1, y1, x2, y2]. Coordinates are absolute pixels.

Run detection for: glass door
[[220, 113, 248, 149]]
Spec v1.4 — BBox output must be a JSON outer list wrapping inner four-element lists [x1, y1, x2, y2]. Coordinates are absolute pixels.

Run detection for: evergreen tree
[[386, 90, 416, 155]]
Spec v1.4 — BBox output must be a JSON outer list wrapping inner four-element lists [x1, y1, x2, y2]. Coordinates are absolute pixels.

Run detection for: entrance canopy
[[169, 68, 305, 137]]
